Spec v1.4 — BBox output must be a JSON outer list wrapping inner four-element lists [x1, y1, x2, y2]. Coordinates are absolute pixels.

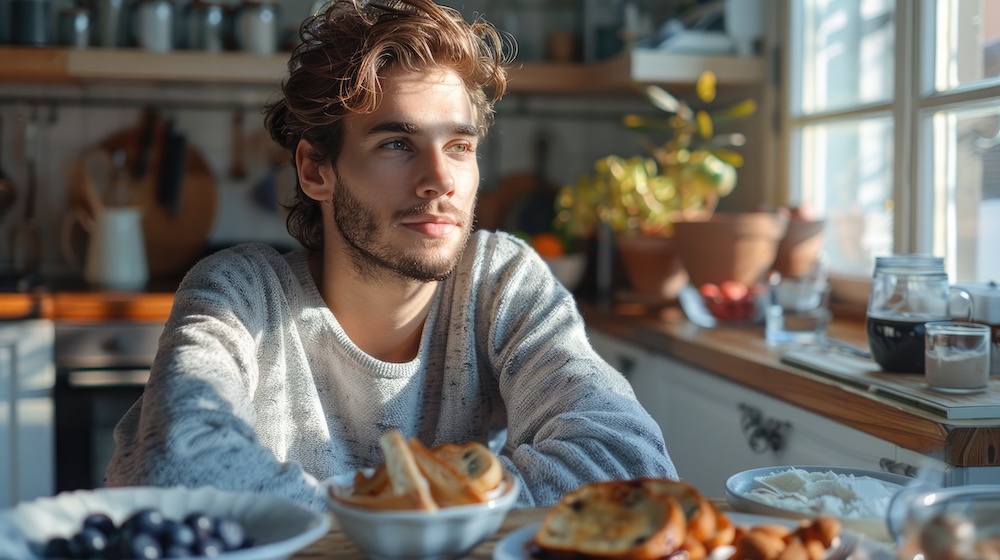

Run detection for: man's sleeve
[[483, 240, 679, 507]]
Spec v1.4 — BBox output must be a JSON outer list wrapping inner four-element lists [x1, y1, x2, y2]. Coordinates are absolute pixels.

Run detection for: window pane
[[797, 117, 894, 275], [928, 104, 1000, 282], [931, 0, 1000, 93], [793, 0, 895, 115]]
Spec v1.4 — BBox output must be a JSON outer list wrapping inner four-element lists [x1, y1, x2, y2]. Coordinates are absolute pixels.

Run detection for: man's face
[[331, 67, 480, 282]]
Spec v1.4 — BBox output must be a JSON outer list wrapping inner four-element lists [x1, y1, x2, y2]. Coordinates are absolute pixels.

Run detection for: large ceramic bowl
[[726, 465, 913, 542], [325, 472, 520, 560], [0, 485, 330, 560]]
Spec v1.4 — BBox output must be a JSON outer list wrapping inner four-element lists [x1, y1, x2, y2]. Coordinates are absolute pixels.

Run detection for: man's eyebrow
[[367, 121, 479, 137], [368, 122, 417, 135]]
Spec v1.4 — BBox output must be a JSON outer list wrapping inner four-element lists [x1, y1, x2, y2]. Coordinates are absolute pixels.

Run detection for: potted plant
[[554, 71, 758, 303]]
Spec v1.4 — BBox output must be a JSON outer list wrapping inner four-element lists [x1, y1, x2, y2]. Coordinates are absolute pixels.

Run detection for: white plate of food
[[492, 513, 891, 560], [725, 465, 913, 542], [0, 485, 330, 560]]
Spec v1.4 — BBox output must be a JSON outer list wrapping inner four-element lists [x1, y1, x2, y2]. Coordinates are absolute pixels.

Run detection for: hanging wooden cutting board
[[69, 115, 217, 281]]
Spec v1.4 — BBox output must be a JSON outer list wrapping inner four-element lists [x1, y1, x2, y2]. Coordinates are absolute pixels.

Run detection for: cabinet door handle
[[879, 458, 918, 478], [739, 403, 791, 453]]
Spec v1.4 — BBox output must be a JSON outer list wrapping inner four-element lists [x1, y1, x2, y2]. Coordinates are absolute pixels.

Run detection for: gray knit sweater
[[105, 230, 677, 510]]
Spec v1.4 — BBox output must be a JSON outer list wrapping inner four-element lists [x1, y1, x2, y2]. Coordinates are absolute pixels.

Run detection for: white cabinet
[[0, 320, 55, 507], [587, 329, 931, 497]]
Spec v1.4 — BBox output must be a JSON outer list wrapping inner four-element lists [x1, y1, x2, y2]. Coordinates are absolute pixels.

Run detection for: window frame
[[776, 0, 1000, 287]]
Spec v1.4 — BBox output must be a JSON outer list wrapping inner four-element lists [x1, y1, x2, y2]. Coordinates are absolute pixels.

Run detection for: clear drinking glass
[[924, 321, 991, 393], [765, 276, 831, 345]]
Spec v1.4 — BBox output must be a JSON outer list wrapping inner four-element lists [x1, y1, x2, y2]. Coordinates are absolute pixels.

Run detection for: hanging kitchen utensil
[[157, 118, 188, 218], [0, 114, 18, 223], [229, 108, 247, 180], [80, 148, 113, 215], [132, 107, 158, 188], [107, 147, 130, 206]]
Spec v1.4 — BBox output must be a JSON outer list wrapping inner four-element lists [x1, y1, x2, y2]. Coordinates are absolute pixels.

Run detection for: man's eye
[[381, 139, 408, 151], [448, 143, 473, 154]]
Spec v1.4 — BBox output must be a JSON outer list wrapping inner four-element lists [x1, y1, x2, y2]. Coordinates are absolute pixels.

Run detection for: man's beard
[[331, 169, 472, 283]]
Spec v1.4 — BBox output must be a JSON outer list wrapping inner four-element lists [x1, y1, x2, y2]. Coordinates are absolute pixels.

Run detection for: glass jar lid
[[874, 254, 945, 274]]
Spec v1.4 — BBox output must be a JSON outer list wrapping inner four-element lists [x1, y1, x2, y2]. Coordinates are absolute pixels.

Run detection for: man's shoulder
[[183, 242, 305, 284], [463, 229, 553, 287], [468, 229, 533, 260], [200, 242, 297, 266]]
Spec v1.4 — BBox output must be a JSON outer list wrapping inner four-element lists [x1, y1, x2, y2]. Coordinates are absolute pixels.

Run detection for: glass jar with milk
[[866, 255, 973, 373]]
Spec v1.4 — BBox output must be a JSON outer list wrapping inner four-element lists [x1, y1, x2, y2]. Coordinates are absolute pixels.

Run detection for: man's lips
[[399, 216, 460, 237]]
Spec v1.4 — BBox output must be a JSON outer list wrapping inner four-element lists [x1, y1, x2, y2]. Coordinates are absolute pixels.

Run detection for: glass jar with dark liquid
[[866, 255, 973, 373]]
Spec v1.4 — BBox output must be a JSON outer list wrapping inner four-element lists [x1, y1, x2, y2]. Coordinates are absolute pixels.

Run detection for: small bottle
[[136, 0, 174, 52], [236, 1, 278, 56]]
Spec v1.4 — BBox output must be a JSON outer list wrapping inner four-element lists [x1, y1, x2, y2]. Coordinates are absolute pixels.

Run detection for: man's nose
[[416, 151, 456, 198]]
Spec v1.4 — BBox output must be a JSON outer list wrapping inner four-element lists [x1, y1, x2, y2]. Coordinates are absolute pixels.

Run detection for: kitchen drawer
[[55, 321, 164, 368], [650, 353, 901, 494]]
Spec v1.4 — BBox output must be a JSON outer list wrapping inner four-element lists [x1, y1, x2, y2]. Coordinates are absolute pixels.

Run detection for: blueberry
[[120, 509, 166, 538], [41, 536, 72, 559], [162, 544, 193, 558], [214, 519, 245, 551], [182, 513, 216, 539], [81, 513, 116, 537], [158, 519, 196, 551], [192, 537, 225, 557], [73, 526, 110, 558], [122, 532, 162, 560]]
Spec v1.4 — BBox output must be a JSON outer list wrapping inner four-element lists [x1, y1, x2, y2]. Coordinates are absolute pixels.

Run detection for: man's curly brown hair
[[264, 0, 512, 250]]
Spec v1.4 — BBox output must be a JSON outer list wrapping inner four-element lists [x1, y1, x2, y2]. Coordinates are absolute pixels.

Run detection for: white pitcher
[[62, 206, 149, 291]]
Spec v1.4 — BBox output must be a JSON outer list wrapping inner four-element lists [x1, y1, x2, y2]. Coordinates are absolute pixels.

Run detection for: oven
[[54, 320, 164, 492]]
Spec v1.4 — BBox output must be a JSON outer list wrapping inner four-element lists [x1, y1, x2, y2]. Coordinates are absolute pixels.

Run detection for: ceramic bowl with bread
[[324, 430, 519, 560]]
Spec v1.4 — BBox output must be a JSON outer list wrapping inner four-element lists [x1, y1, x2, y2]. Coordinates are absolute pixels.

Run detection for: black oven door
[[54, 369, 147, 491], [54, 321, 163, 492]]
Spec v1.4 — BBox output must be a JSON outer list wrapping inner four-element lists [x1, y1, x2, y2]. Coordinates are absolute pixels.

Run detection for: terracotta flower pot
[[772, 218, 825, 279], [671, 212, 789, 287], [616, 235, 688, 302]]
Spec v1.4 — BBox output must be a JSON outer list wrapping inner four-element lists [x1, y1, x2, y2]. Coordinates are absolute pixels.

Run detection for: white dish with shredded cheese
[[725, 465, 913, 542]]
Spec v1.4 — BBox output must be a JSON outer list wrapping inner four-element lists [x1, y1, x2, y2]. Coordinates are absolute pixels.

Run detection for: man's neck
[[309, 250, 437, 363]]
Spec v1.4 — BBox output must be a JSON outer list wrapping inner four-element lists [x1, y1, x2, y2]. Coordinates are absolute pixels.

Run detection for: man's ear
[[295, 139, 334, 202]]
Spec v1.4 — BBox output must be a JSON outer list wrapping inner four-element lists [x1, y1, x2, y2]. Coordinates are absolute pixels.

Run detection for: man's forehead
[[343, 69, 478, 135]]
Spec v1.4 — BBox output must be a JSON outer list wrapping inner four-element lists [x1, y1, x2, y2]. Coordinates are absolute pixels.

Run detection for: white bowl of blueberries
[[0, 486, 330, 560]]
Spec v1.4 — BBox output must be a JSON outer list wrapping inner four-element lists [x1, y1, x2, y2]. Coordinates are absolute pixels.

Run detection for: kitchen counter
[[7, 289, 997, 468], [577, 300, 1000, 470]]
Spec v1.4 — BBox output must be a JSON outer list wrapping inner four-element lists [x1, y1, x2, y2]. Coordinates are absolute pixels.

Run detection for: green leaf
[[711, 149, 745, 168], [714, 99, 758, 121], [645, 85, 680, 113]]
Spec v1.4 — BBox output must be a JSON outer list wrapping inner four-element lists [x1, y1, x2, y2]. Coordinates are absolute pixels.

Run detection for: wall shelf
[[0, 46, 765, 95]]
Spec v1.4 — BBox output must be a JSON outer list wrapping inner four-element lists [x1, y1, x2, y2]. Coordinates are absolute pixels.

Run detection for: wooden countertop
[[0, 290, 174, 321], [5, 289, 997, 467]]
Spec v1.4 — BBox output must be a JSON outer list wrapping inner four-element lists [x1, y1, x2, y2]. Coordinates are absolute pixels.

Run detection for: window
[[783, 0, 1000, 283]]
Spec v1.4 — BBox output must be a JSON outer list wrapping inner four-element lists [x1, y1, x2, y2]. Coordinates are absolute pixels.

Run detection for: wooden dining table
[[291, 506, 549, 559], [289, 498, 755, 559]]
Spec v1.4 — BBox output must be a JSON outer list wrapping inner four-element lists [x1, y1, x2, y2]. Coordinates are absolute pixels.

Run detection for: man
[[106, 0, 677, 510]]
